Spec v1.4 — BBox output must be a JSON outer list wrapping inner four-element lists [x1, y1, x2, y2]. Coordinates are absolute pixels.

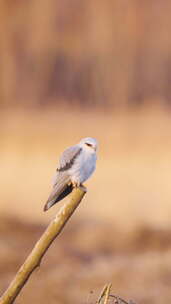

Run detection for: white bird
[[44, 137, 98, 211]]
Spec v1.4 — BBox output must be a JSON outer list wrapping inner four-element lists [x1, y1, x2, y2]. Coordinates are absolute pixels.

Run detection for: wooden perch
[[0, 186, 86, 304]]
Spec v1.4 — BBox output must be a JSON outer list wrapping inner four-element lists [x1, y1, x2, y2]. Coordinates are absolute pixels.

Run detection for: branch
[[109, 294, 137, 304], [0, 186, 86, 304], [97, 283, 112, 304], [97, 284, 137, 304]]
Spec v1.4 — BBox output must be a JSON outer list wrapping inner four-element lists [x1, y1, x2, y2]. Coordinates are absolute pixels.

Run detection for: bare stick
[[0, 186, 86, 304], [103, 283, 112, 304], [97, 284, 108, 303], [109, 294, 137, 304], [97, 283, 112, 304]]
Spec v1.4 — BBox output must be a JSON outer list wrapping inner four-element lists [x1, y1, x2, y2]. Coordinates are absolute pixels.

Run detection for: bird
[[43, 137, 98, 211]]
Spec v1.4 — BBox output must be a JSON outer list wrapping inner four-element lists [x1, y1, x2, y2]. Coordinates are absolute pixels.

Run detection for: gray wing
[[44, 145, 82, 211], [57, 144, 82, 173]]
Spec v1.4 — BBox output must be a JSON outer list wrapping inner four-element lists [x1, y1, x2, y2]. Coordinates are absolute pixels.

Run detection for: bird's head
[[79, 137, 98, 152]]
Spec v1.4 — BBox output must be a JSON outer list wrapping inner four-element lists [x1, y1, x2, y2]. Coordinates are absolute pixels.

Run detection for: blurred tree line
[[0, 0, 171, 109]]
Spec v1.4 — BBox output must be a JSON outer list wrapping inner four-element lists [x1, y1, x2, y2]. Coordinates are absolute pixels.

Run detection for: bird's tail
[[43, 184, 73, 211]]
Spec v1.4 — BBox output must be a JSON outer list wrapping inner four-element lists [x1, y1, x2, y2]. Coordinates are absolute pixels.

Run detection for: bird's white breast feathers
[[68, 147, 97, 184]]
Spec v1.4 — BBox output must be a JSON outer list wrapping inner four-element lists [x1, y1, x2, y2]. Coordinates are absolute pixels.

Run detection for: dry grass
[[1, 108, 171, 303], [1, 1, 171, 107]]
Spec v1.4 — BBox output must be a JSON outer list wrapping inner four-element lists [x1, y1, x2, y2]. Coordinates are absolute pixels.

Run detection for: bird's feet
[[71, 181, 87, 193], [72, 181, 80, 188]]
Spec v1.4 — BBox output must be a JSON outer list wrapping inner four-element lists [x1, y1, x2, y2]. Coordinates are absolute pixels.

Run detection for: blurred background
[[1, 1, 171, 303]]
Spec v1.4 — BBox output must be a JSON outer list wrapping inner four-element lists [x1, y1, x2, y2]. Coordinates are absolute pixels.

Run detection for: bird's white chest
[[69, 149, 96, 184]]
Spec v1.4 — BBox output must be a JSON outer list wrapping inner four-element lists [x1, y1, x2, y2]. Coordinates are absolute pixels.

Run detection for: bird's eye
[[85, 143, 92, 147]]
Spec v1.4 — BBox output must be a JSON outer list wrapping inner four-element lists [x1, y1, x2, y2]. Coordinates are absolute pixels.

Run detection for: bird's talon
[[72, 181, 80, 188]]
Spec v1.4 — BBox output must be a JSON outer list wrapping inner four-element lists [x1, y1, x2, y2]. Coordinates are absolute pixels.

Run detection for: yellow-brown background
[[1, 1, 171, 303]]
